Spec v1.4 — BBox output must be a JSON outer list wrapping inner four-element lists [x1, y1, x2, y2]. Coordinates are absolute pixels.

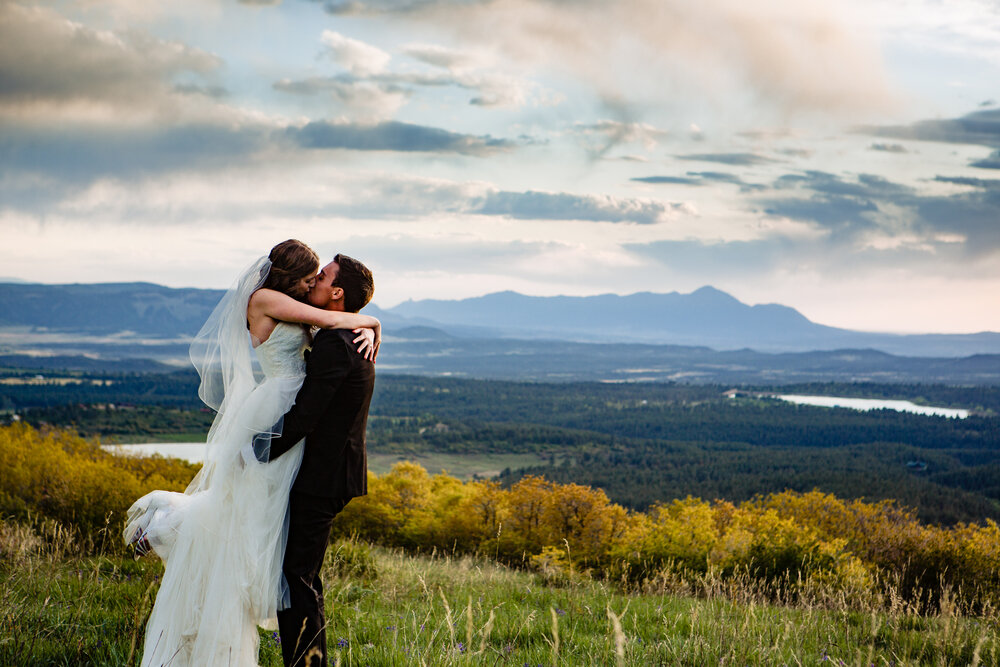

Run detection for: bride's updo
[[262, 239, 320, 296]]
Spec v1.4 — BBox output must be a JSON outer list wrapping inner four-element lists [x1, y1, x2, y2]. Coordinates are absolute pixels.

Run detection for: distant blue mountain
[[0, 282, 225, 337], [1, 282, 998, 357], [389, 287, 820, 340], [386, 287, 1000, 357]]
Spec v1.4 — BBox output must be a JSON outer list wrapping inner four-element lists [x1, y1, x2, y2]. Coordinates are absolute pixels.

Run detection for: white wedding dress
[[125, 266, 310, 666]]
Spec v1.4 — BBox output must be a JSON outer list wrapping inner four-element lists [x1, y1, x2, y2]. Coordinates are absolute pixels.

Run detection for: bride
[[124, 240, 380, 666]]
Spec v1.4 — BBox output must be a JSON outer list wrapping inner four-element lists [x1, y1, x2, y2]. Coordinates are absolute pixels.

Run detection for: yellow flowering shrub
[[0, 424, 198, 548], [3, 424, 998, 608]]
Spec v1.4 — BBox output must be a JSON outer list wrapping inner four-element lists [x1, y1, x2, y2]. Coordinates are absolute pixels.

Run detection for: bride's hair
[[262, 239, 319, 296]]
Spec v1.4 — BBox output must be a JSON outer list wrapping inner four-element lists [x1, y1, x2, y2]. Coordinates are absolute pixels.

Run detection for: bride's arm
[[250, 288, 381, 360], [252, 288, 380, 332]]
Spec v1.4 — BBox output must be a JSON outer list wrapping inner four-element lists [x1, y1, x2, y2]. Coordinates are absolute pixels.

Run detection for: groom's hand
[[239, 433, 271, 468]]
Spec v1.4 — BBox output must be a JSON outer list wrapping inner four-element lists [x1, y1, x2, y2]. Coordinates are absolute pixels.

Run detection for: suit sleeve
[[266, 333, 350, 461]]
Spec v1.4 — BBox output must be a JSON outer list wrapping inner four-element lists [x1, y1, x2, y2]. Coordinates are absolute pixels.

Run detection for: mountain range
[[2, 281, 999, 384], [1, 281, 996, 358]]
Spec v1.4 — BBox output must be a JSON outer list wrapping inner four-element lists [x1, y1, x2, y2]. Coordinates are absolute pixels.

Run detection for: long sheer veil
[[124, 256, 308, 665], [190, 256, 270, 442]]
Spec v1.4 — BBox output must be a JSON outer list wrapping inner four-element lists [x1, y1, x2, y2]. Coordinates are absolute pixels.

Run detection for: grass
[[2, 520, 998, 666]]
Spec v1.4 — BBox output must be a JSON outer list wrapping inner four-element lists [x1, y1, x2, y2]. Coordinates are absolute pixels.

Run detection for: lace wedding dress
[[125, 259, 309, 667]]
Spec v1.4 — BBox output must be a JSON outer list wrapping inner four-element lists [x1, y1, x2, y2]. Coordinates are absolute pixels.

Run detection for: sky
[[1, 0, 999, 334]]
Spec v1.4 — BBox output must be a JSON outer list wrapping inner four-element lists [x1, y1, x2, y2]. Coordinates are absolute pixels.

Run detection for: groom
[[251, 253, 376, 667]]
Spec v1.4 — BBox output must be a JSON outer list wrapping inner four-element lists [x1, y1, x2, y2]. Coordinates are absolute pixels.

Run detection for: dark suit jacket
[[267, 328, 375, 498]]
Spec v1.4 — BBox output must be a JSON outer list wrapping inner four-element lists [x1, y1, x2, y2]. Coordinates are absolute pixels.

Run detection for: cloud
[[1, 162, 694, 232], [287, 120, 514, 155], [913, 189, 1000, 254], [277, 34, 548, 111], [402, 43, 480, 70], [0, 1, 280, 199], [773, 171, 912, 197], [309, 175, 689, 223], [934, 176, 1000, 189], [763, 171, 910, 233], [759, 170, 1000, 256], [632, 172, 765, 192], [312, 0, 894, 121], [274, 75, 411, 119], [0, 2, 221, 121], [764, 195, 879, 229], [321, 30, 392, 75], [865, 108, 1000, 148], [0, 124, 269, 191], [868, 142, 908, 153], [632, 176, 703, 186], [676, 153, 778, 166], [970, 150, 1000, 169], [572, 120, 668, 158], [476, 191, 686, 224], [0, 116, 521, 210]]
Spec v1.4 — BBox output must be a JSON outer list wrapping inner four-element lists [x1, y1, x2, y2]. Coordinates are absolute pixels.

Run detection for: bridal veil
[[125, 257, 308, 666]]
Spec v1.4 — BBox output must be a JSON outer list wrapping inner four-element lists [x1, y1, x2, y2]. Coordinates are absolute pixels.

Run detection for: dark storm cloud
[[675, 153, 778, 166], [287, 120, 513, 155]]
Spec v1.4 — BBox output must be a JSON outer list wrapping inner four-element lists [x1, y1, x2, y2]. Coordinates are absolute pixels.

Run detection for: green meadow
[[3, 527, 997, 666]]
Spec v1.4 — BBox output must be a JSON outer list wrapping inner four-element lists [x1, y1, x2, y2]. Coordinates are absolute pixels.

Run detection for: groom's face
[[307, 260, 341, 309]]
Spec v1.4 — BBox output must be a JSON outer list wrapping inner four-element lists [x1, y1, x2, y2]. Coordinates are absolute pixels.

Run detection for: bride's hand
[[353, 327, 378, 362]]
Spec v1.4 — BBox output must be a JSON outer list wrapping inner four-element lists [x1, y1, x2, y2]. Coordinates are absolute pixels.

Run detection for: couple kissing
[[125, 240, 378, 667]]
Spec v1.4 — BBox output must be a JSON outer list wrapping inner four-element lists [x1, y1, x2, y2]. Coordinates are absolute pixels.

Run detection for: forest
[[2, 369, 999, 525]]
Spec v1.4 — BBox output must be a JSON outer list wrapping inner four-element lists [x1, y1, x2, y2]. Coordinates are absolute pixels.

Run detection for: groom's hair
[[264, 239, 319, 296], [333, 253, 374, 313]]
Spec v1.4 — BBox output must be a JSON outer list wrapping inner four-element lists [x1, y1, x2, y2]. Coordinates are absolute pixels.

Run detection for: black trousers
[[277, 492, 350, 667]]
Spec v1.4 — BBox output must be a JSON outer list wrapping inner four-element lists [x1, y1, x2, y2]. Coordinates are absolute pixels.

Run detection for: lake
[[774, 395, 969, 419], [103, 442, 206, 463]]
